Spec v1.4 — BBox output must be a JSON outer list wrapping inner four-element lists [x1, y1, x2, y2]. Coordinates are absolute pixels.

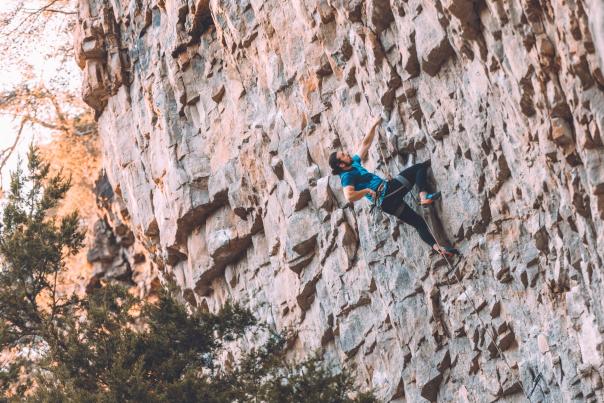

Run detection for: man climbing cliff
[[329, 117, 458, 257]]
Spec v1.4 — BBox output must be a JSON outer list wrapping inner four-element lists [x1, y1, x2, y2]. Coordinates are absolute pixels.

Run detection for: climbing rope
[[397, 161, 546, 401], [364, 107, 535, 401], [356, 82, 548, 400], [363, 179, 535, 400], [527, 372, 543, 399], [374, 126, 533, 399], [419, 207, 533, 402]]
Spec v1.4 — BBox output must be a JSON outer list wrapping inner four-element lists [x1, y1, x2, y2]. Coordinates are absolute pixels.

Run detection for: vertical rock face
[[75, 0, 604, 401]]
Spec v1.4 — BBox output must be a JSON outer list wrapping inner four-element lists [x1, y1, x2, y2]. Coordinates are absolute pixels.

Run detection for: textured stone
[[537, 333, 550, 354], [551, 117, 574, 146], [414, 5, 455, 77]]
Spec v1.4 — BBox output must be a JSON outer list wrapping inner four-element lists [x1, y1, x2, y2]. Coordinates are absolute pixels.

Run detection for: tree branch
[[0, 118, 26, 184], [26, 8, 77, 15], [1, 0, 76, 37]]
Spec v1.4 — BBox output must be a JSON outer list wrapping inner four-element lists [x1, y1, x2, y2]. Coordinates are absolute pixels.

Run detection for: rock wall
[[75, 0, 604, 401]]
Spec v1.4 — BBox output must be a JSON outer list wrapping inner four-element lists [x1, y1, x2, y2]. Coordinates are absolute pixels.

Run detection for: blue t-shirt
[[339, 154, 387, 203]]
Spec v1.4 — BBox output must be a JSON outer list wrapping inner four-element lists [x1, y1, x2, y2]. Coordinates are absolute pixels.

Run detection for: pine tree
[[0, 145, 84, 394], [31, 285, 376, 403]]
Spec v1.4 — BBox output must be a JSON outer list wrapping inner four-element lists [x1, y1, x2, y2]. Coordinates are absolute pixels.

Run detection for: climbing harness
[[368, 174, 412, 215]]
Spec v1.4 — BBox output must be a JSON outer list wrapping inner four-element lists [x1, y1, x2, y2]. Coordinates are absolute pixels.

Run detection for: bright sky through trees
[[0, 0, 81, 190]]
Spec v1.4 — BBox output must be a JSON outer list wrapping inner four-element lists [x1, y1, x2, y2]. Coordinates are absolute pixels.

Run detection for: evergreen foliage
[[0, 147, 376, 403], [0, 145, 84, 395], [31, 285, 375, 403]]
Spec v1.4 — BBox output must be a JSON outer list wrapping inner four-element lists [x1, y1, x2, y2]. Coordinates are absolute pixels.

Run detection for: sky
[[0, 0, 81, 189]]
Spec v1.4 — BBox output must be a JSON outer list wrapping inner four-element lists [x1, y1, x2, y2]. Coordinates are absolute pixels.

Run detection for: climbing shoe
[[421, 191, 441, 207], [431, 245, 459, 258], [438, 246, 459, 258]]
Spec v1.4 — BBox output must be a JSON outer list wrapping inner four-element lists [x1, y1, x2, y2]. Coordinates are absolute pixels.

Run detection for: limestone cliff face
[[75, 0, 604, 401]]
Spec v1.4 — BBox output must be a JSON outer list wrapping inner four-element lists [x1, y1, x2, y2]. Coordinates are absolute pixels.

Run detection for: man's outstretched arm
[[356, 116, 381, 161]]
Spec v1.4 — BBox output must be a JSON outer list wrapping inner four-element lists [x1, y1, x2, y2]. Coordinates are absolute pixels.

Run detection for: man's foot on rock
[[421, 191, 441, 207], [432, 244, 459, 258], [440, 246, 459, 258]]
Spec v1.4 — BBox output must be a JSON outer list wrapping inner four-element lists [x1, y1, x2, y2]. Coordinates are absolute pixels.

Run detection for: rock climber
[[328, 117, 459, 257]]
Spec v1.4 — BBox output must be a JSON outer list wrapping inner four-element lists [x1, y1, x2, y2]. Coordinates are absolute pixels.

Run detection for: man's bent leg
[[399, 161, 430, 193]]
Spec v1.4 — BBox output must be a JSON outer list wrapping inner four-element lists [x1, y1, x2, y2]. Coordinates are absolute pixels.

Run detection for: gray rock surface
[[75, 0, 604, 401]]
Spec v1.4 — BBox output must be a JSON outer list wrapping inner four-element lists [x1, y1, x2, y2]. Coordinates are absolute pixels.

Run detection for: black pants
[[380, 161, 436, 247]]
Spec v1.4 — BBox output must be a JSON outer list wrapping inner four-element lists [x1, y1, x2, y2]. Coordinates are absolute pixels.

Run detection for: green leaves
[[28, 284, 376, 403]]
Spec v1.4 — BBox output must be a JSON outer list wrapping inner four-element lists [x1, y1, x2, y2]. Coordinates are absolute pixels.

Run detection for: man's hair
[[329, 152, 342, 175]]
